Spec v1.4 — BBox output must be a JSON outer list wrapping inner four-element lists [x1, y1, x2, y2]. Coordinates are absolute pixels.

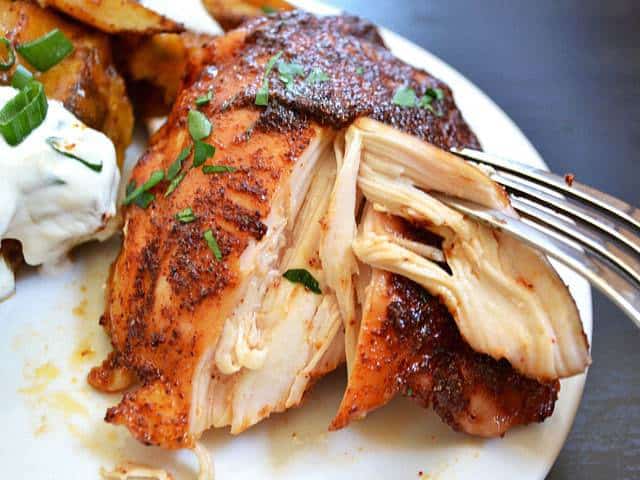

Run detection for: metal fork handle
[[435, 194, 640, 329]]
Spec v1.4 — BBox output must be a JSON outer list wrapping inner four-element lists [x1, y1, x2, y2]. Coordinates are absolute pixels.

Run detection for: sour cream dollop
[[0, 86, 120, 300]]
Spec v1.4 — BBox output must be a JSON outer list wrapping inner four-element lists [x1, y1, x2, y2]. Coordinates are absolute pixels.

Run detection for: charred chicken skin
[[92, 11, 588, 449]]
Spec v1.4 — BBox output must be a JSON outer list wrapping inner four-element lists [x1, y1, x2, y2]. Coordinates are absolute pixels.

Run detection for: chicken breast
[[93, 11, 587, 450]]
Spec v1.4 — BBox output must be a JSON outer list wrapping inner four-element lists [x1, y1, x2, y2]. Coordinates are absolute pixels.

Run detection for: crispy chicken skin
[[0, 0, 133, 162], [93, 11, 573, 448], [332, 266, 559, 436]]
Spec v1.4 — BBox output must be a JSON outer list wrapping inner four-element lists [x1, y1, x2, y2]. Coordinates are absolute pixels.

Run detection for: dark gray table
[[326, 1, 640, 478]]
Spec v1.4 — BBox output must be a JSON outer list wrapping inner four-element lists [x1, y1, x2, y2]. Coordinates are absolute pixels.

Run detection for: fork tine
[[494, 171, 640, 257], [433, 193, 640, 329], [452, 147, 640, 232]]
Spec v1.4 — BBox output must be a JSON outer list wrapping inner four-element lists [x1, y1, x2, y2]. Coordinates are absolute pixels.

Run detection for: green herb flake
[[195, 89, 214, 107], [193, 140, 215, 167], [255, 50, 283, 106], [203, 165, 236, 174], [167, 145, 192, 181], [188, 109, 212, 141], [283, 268, 321, 294], [392, 86, 417, 107], [46, 136, 102, 172], [175, 207, 197, 223], [427, 87, 445, 101], [135, 191, 155, 209], [261, 5, 277, 14], [164, 172, 186, 197], [203, 229, 223, 261], [306, 68, 329, 84], [355, 66, 364, 75], [123, 170, 164, 205], [278, 60, 304, 90]]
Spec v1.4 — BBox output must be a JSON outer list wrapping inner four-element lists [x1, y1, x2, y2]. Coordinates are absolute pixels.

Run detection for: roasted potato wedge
[[37, 0, 183, 35], [203, 0, 292, 30], [0, 0, 134, 163], [116, 32, 216, 118]]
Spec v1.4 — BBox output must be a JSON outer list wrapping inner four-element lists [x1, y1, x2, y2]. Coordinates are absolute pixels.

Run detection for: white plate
[[0, 2, 591, 479]]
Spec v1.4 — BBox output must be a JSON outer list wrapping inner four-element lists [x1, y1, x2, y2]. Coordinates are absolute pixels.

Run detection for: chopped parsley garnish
[[392, 86, 418, 107], [46, 137, 102, 172], [167, 146, 192, 180], [164, 172, 186, 197], [203, 165, 237, 174], [123, 170, 164, 206], [306, 68, 329, 84], [203, 229, 222, 261], [255, 50, 283, 106], [188, 109, 212, 140], [355, 66, 364, 75], [193, 140, 215, 167], [393, 85, 445, 116], [283, 268, 321, 294], [277, 60, 304, 90], [176, 207, 197, 223], [195, 89, 213, 107], [16, 29, 73, 72], [0, 37, 15, 71]]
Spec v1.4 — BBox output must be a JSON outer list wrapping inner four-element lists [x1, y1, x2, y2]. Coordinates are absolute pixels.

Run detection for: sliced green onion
[[203, 229, 222, 261], [392, 86, 417, 107], [46, 136, 102, 172], [0, 81, 48, 146], [123, 170, 164, 205], [255, 50, 283, 106], [261, 5, 277, 14], [283, 268, 321, 294], [135, 191, 155, 209], [11, 64, 33, 89], [355, 66, 364, 75], [203, 165, 236, 174], [188, 109, 212, 140], [427, 87, 444, 101], [176, 207, 197, 223], [0, 37, 16, 71], [167, 145, 191, 180], [306, 68, 329, 84], [195, 90, 213, 107], [164, 172, 186, 197], [16, 29, 73, 72], [193, 140, 215, 167]]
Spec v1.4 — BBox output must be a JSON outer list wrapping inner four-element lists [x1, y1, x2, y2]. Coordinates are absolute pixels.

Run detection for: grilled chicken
[[93, 11, 588, 449], [0, 0, 133, 163]]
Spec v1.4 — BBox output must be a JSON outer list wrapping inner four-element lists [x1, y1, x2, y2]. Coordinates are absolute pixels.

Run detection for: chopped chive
[[193, 140, 215, 167], [135, 191, 155, 209], [123, 170, 164, 205], [164, 172, 186, 197], [46, 136, 102, 172], [392, 86, 417, 107], [203, 229, 222, 260], [16, 29, 73, 72], [203, 165, 236, 174], [427, 87, 444, 101], [306, 68, 329, 84], [0, 80, 48, 146], [188, 109, 212, 141], [195, 89, 213, 107], [283, 268, 321, 294], [355, 66, 364, 75], [11, 64, 33, 89], [255, 50, 283, 106], [176, 207, 196, 223], [0, 37, 15, 71], [167, 145, 191, 180], [261, 5, 277, 14]]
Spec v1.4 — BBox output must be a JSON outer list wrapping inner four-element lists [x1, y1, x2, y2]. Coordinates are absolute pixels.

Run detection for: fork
[[437, 148, 640, 328]]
